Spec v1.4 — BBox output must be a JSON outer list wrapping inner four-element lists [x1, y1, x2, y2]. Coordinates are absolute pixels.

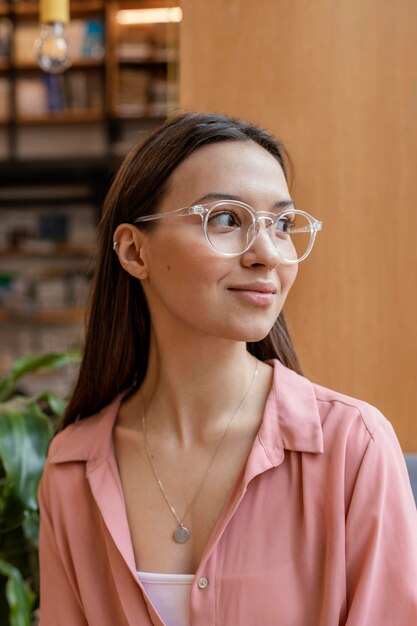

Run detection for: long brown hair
[[60, 112, 302, 429]]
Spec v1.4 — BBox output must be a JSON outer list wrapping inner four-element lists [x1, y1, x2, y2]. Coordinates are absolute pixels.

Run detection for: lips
[[228, 282, 277, 294], [227, 282, 278, 306]]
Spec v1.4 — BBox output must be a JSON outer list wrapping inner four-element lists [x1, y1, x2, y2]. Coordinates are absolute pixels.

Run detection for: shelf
[[10, 1, 39, 15], [1, 2, 179, 160], [109, 107, 165, 120], [16, 109, 104, 124], [0, 247, 94, 259], [13, 1, 104, 17], [0, 308, 86, 325], [14, 58, 105, 70], [118, 58, 171, 66]]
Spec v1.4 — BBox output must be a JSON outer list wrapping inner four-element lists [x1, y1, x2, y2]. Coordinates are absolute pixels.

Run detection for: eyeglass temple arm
[[289, 221, 323, 234], [134, 207, 194, 223]]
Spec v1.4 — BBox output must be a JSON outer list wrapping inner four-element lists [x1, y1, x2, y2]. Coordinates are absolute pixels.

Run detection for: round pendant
[[173, 525, 190, 543]]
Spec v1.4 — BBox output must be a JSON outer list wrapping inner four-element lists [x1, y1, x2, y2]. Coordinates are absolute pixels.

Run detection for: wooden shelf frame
[[16, 110, 104, 124], [12, 1, 105, 17], [14, 58, 105, 70], [0, 308, 86, 325]]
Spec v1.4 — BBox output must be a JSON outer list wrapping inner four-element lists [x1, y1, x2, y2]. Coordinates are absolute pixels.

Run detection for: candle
[[40, 0, 70, 24]]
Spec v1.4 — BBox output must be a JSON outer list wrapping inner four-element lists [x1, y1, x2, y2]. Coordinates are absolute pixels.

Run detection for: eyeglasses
[[134, 200, 322, 263]]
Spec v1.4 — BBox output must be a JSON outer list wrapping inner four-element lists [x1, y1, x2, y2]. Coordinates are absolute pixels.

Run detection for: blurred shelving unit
[[0, 0, 181, 385]]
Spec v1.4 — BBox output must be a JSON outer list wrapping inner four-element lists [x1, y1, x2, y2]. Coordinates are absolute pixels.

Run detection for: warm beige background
[[179, 0, 417, 450]]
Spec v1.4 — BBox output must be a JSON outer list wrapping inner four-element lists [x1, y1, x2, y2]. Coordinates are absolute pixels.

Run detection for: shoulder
[[312, 380, 401, 475], [312, 379, 388, 437], [270, 359, 396, 460], [46, 389, 131, 466], [272, 363, 412, 508]]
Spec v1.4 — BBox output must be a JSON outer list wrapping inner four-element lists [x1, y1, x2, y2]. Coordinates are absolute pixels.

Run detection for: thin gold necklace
[[141, 361, 259, 544]]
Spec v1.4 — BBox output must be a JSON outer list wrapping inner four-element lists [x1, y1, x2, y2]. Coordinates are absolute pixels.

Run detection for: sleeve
[[38, 466, 88, 626], [345, 416, 417, 625]]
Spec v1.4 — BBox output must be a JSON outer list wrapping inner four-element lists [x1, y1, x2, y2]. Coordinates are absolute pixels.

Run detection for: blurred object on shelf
[[16, 76, 48, 116], [15, 18, 105, 67], [117, 36, 154, 62], [149, 73, 168, 117], [36, 0, 70, 74], [0, 15, 11, 60], [0, 270, 91, 317], [0, 206, 97, 253], [15, 69, 103, 118], [14, 21, 39, 65], [81, 18, 105, 59], [39, 213, 69, 241], [0, 76, 8, 120], [116, 66, 149, 116]]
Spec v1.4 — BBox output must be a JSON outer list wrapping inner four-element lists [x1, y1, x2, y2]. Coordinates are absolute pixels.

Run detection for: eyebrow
[[193, 192, 295, 210]]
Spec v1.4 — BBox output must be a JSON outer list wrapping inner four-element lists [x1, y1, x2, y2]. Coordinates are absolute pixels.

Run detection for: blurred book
[[43, 74, 65, 113], [116, 68, 150, 116], [0, 76, 9, 120], [16, 77, 48, 116], [14, 22, 38, 65], [15, 70, 103, 117], [81, 19, 105, 60], [0, 17, 12, 61], [36, 277, 68, 311], [117, 27, 154, 62], [148, 75, 173, 117], [39, 214, 69, 243]]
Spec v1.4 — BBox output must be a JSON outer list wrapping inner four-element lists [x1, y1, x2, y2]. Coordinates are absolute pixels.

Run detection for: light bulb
[[34, 22, 71, 74]]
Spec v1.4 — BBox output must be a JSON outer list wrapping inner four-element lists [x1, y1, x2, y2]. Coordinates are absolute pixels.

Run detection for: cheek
[[279, 263, 298, 294], [145, 233, 225, 305]]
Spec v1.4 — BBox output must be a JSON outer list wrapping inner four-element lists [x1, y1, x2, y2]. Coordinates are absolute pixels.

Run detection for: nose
[[241, 220, 281, 268]]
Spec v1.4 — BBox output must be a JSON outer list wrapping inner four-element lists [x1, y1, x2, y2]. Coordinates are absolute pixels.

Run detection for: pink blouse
[[38, 360, 417, 625]]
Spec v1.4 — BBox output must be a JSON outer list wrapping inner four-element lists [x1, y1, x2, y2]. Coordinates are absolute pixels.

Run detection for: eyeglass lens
[[205, 203, 312, 260]]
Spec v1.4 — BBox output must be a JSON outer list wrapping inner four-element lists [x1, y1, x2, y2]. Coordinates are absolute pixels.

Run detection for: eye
[[276, 214, 295, 234], [207, 209, 241, 230]]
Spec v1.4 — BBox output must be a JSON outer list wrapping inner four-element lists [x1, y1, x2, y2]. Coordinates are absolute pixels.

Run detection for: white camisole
[[137, 571, 195, 626]]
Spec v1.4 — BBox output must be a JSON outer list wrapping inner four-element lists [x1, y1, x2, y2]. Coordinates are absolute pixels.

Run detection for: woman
[[38, 112, 417, 626]]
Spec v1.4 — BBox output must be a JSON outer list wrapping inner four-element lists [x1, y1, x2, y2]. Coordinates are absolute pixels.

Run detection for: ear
[[112, 224, 149, 280]]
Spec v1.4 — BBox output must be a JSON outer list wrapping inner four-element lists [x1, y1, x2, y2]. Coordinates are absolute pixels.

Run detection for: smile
[[228, 282, 278, 306]]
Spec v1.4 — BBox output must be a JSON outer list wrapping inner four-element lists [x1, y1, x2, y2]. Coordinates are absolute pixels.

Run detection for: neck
[[134, 333, 261, 448]]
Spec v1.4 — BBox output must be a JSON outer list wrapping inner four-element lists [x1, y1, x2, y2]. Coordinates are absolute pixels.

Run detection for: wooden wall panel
[[179, 0, 417, 450]]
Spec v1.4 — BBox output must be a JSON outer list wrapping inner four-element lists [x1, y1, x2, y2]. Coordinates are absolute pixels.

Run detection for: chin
[[226, 322, 276, 344]]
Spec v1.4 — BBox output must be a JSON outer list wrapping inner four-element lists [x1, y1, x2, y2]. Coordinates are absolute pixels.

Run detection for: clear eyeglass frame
[[133, 199, 323, 263]]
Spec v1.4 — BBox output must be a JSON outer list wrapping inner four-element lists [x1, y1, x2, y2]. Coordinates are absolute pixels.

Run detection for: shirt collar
[[48, 389, 132, 469], [48, 360, 323, 467], [261, 359, 324, 462]]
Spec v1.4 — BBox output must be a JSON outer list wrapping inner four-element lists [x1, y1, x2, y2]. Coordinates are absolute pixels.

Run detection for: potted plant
[[0, 351, 80, 626]]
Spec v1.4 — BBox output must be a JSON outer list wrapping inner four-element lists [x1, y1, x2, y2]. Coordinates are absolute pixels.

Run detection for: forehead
[[164, 141, 289, 208]]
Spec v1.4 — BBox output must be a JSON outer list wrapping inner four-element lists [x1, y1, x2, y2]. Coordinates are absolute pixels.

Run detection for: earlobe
[[113, 224, 149, 280]]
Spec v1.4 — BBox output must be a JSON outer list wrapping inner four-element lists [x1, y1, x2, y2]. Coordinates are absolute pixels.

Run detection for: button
[[197, 577, 209, 589]]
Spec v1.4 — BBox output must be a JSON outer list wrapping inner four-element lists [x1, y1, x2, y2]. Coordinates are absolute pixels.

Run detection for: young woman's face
[[139, 140, 298, 343]]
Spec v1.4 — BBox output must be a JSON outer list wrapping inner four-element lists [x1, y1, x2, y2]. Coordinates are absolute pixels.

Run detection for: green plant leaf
[[0, 379, 16, 405], [21, 511, 40, 550], [35, 391, 66, 418], [0, 399, 52, 513], [0, 350, 81, 402], [0, 558, 35, 626], [9, 353, 72, 382]]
